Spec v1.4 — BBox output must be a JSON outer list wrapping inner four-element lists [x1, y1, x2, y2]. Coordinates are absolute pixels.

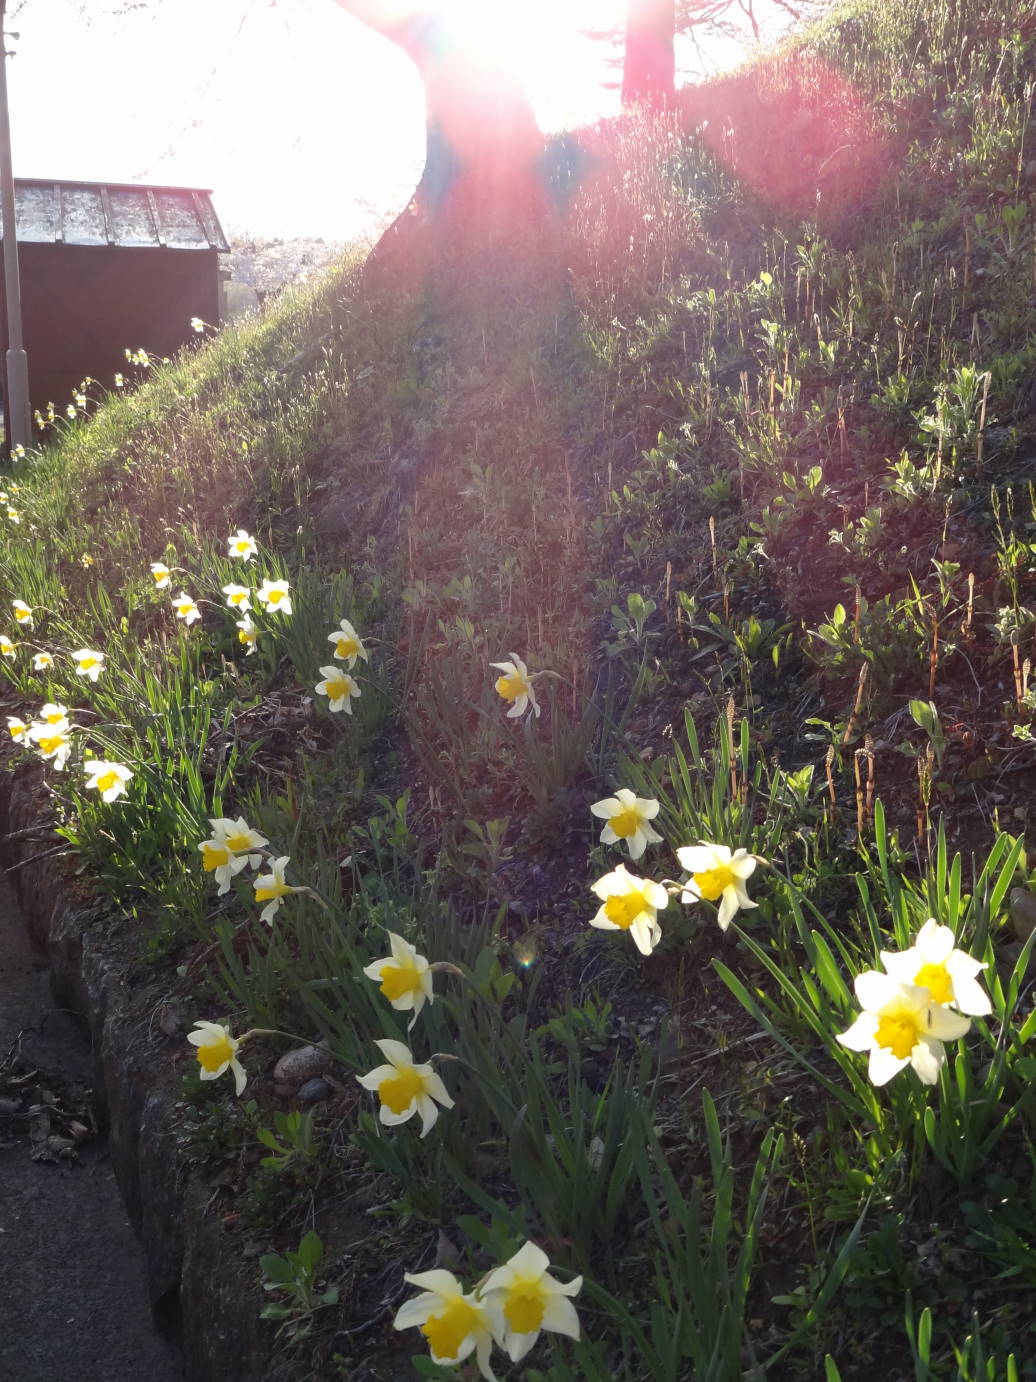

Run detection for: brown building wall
[[4, 243, 221, 419]]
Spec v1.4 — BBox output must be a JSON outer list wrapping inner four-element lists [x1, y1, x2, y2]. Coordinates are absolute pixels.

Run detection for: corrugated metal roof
[[0, 179, 229, 251]]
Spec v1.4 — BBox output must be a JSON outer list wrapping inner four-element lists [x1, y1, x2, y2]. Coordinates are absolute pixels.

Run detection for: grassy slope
[[2, 0, 1036, 1376]]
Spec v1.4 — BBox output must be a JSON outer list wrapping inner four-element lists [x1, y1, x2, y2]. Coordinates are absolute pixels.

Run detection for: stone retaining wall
[[0, 757, 282, 1382]]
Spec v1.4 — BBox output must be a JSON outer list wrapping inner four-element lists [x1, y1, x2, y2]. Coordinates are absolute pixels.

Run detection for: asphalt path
[[0, 872, 183, 1382]]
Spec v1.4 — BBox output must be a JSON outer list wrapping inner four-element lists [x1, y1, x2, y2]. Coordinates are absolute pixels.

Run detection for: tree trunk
[[332, 1, 549, 282], [622, 0, 676, 108]]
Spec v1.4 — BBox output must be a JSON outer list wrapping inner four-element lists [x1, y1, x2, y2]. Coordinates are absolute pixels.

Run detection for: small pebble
[[297, 1077, 331, 1106], [273, 1044, 331, 1087]]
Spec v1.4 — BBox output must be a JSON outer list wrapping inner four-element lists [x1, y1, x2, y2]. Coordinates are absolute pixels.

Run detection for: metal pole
[[0, 0, 30, 454]]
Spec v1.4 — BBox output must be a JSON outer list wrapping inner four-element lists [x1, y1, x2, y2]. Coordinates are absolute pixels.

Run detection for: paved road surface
[[0, 872, 184, 1381]]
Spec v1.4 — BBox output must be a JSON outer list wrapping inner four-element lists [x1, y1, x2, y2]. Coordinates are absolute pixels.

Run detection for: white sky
[[4, 0, 789, 241]]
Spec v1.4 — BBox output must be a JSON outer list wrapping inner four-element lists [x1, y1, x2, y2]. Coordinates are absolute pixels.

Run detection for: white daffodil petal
[[910, 1037, 945, 1085], [868, 1044, 910, 1086], [541, 1292, 582, 1340], [836, 1013, 878, 1051]]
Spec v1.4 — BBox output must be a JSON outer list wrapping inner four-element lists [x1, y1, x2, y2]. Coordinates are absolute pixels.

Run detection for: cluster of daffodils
[[394, 1241, 582, 1379], [837, 919, 989, 1085], [315, 618, 367, 714], [0, 596, 104, 680], [197, 816, 310, 926], [0, 477, 24, 527], [586, 786, 758, 955], [6, 703, 133, 799], [150, 530, 292, 649]]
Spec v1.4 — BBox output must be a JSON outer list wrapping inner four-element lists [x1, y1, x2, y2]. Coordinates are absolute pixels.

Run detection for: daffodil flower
[[327, 618, 368, 668], [677, 842, 757, 930], [0, 634, 15, 658], [253, 855, 301, 924], [29, 721, 72, 771], [256, 579, 292, 614], [490, 653, 540, 719], [837, 971, 971, 1085], [72, 648, 104, 681], [199, 817, 268, 895], [222, 583, 251, 612], [394, 1271, 498, 1381], [32, 651, 54, 671], [150, 562, 171, 589], [172, 591, 201, 626], [235, 615, 258, 654], [590, 788, 662, 860], [589, 863, 669, 955], [6, 716, 27, 742], [12, 600, 33, 629], [209, 816, 268, 857], [363, 933, 435, 1029], [315, 665, 360, 714], [83, 760, 133, 802], [39, 702, 69, 725], [356, 1038, 454, 1137], [879, 919, 991, 1016], [479, 1241, 582, 1365], [228, 528, 257, 562], [190, 316, 206, 333], [187, 1020, 248, 1095], [6, 508, 21, 524]]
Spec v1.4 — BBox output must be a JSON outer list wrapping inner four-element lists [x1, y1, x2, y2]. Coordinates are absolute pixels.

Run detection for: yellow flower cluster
[[6, 702, 132, 799], [838, 920, 989, 1086], [394, 1241, 582, 1377], [586, 790, 758, 954]]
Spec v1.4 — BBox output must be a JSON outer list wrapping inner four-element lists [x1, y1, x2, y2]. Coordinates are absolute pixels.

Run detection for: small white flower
[[83, 759, 133, 802], [490, 653, 540, 719], [172, 591, 201, 626], [363, 933, 435, 1029], [12, 600, 33, 628], [32, 651, 54, 671], [589, 862, 669, 955], [677, 842, 758, 931], [393, 1271, 497, 1379], [150, 562, 171, 589], [315, 665, 360, 714], [187, 1020, 248, 1095], [590, 788, 662, 860], [39, 702, 69, 725], [256, 579, 291, 614], [357, 1038, 454, 1137], [6, 716, 28, 742], [235, 615, 258, 654], [327, 618, 369, 667], [880, 919, 991, 1017], [837, 971, 972, 1086], [221, 583, 251, 612], [479, 1241, 582, 1365], [199, 817, 268, 895], [227, 528, 257, 562], [72, 648, 104, 681], [28, 721, 72, 771], [0, 634, 15, 658], [253, 855, 300, 924]]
